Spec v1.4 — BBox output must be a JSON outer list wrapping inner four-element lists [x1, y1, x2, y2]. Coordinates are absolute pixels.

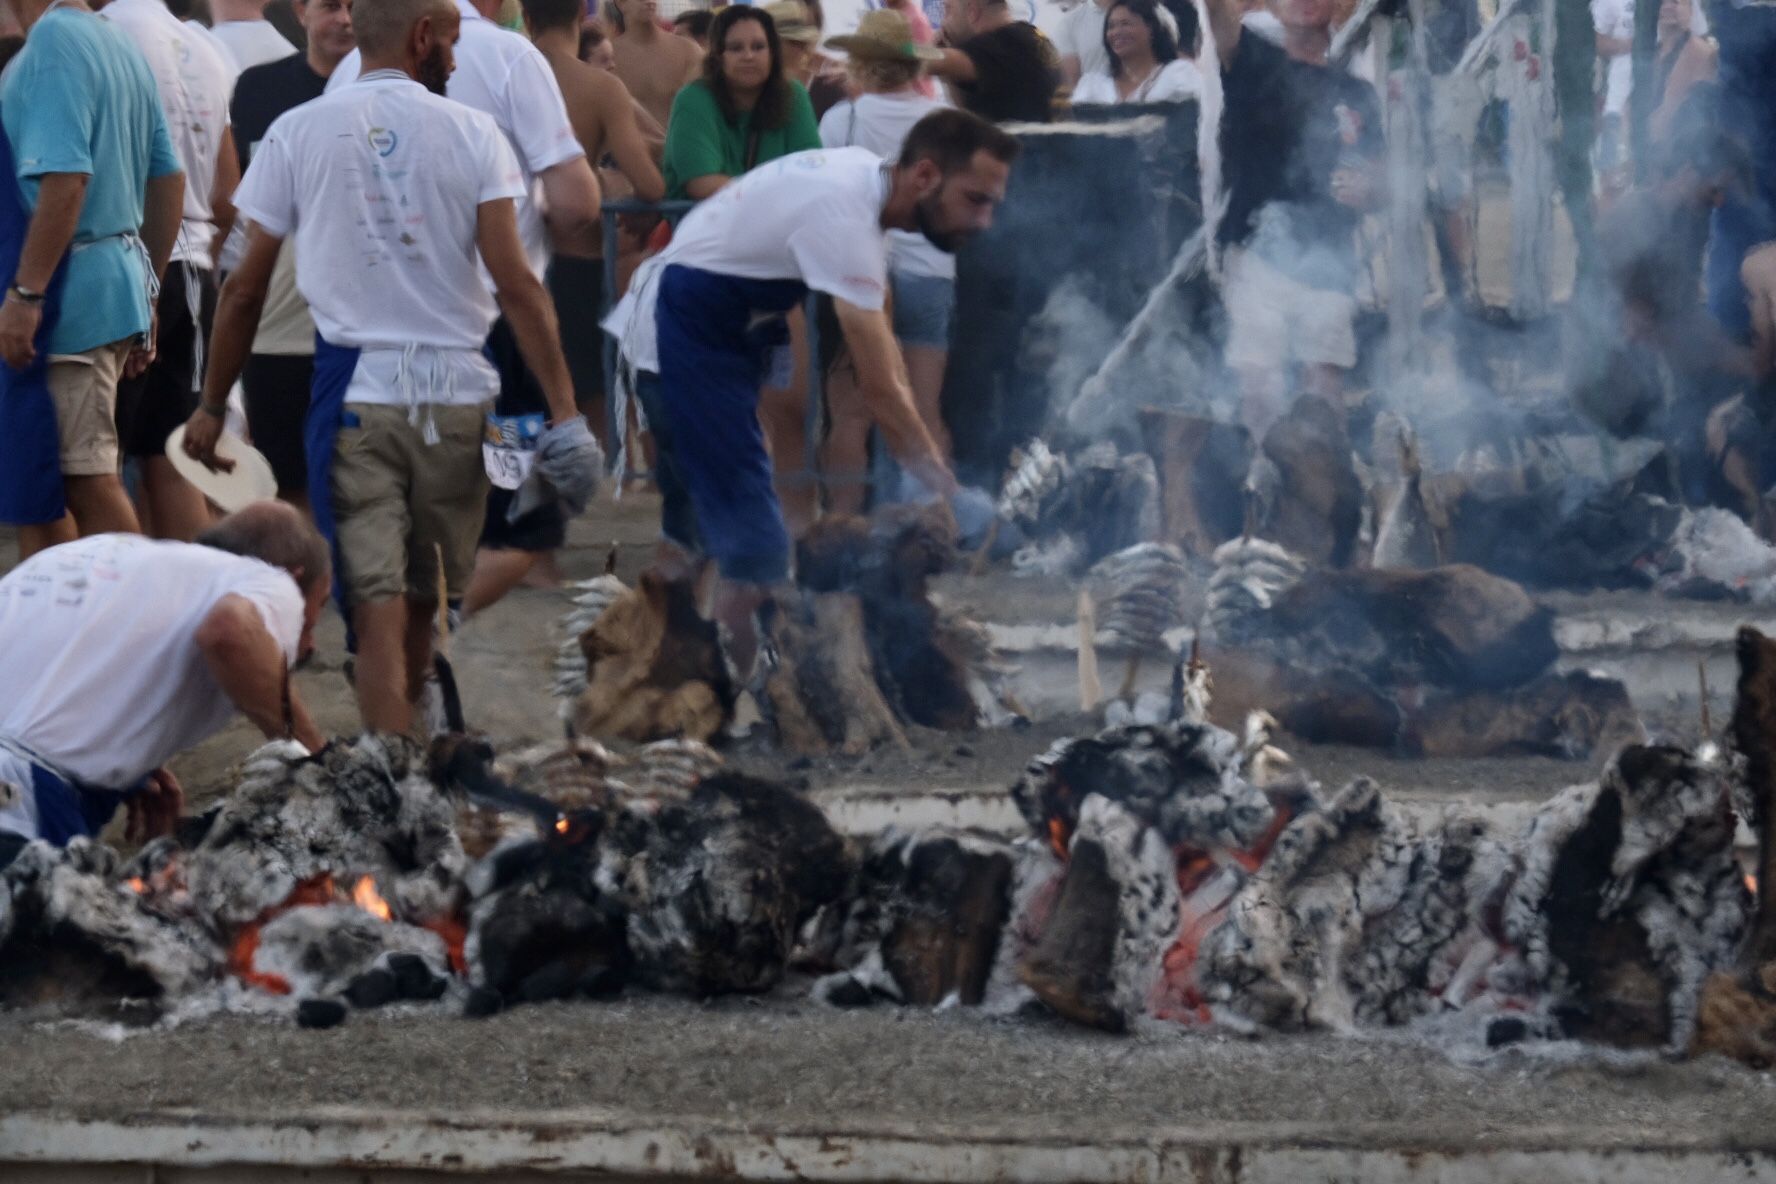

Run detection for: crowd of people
[[0, 0, 1773, 855]]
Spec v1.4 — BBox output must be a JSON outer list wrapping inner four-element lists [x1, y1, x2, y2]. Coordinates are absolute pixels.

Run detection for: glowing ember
[[123, 877, 148, 894], [352, 876, 393, 922], [421, 914, 469, 976], [554, 816, 570, 835], [1748, 872, 1759, 896], [1047, 817, 1069, 861]]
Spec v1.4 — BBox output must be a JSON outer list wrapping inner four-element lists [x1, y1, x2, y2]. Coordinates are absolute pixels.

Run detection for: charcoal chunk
[[1486, 1016, 1530, 1048], [344, 968, 398, 1009], [578, 961, 626, 999], [297, 998, 348, 1029], [464, 986, 504, 1018], [822, 976, 875, 1008], [388, 953, 447, 1001], [518, 959, 580, 1003]]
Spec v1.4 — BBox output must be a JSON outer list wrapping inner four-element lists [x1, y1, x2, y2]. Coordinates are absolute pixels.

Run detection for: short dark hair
[[1104, 0, 1178, 76], [703, 6, 793, 130], [522, 0, 583, 33], [579, 17, 609, 56], [198, 502, 331, 600], [673, 9, 711, 37], [897, 108, 1022, 173]]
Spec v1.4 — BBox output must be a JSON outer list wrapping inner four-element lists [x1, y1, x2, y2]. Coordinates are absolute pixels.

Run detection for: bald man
[[181, 0, 601, 735], [0, 502, 330, 859]]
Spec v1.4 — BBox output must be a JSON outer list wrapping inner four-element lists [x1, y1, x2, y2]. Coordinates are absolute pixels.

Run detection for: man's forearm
[[201, 271, 270, 408], [198, 602, 313, 747], [498, 275, 578, 422], [863, 375, 955, 497], [12, 173, 88, 291], [142, 172, 186, 281]]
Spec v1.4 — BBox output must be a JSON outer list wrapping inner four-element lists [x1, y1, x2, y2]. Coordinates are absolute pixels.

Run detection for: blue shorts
[[651, 264, 805, 584], [890, 271, 955, 348]]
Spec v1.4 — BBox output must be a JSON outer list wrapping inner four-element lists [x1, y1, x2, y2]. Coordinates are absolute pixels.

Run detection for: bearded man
[[604, 108, 1013, 674]]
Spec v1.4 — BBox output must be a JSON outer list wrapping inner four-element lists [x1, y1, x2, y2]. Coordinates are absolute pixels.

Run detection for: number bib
[[483, 412, 545, 490]]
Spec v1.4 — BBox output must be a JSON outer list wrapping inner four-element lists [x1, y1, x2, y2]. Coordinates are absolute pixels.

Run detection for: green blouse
[[662, 78, 822, 200]]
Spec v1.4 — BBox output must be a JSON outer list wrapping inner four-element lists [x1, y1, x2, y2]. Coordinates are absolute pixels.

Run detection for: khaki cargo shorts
[[47, 340, 132, 477], [330, 401, 491, 606]]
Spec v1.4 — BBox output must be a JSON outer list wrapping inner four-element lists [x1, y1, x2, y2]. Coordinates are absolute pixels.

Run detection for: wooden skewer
[[1118, 651, 1143, 702], [1077, 590, 1101, 713], [1700, 659, 1713, 738], [435, 544, 451, 662], [968, 519, 1001, 578]]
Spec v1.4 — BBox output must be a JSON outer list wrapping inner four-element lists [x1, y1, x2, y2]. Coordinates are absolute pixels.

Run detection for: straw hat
[[824, 8, 942, 60], [164, 425, 279, 513], [763, 0, 822, 43]]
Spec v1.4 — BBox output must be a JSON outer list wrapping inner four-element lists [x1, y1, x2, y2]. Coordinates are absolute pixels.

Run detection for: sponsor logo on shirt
[[367, 126, 399, 157]]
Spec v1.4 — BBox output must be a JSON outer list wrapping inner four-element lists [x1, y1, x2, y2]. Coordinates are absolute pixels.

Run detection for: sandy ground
[[3, 994, 1773, 1137], [5, 489, 1776, 1134]]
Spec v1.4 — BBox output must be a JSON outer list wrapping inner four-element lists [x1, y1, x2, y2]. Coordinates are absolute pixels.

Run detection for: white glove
[[949, 485, 998, 549], [535, 416, 603, 516]]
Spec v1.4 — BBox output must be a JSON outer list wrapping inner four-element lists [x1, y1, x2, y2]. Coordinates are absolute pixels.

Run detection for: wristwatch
[[6, 284, 45, 306]]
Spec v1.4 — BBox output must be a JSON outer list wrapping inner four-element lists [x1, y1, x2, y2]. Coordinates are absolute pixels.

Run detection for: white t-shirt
[[329, 0, 583, 281], [818, 91, 955, 281], [233, 70, 526, 369], [1592, 0, 1633, 116], [103, 0, 234, 269], [1054, 0, 1111, 78], [1070, 58, 1200, 103], [210, 18, 296, 77], [0, 535, 304, 803], [606, 147, 892, 374]]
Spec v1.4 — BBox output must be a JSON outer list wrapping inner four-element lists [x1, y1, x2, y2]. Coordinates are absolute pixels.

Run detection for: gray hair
[[198, 501, 331, 599]]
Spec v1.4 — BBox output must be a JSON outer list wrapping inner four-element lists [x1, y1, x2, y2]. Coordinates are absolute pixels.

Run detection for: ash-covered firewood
[[1253, 564, 1558, 692], [189, 736, 466, 927], [809, 830, 1059, 1011], [791, 505, 982, 736], [573, 570, 735, 744], [1405, 671, 1643, 759], [0, 838, 220, 1012], [758, 592, 908, 756], [599, 773, 853, 995]]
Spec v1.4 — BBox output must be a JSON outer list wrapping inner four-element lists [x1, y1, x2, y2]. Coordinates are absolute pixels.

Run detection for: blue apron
[[305, 334, 360, 617], [653, 264, 804, 583], [0, 105, 68, 527], [2, 737, 140, 847]]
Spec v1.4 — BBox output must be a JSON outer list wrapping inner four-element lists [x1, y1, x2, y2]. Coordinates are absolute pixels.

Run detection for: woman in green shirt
[[662, 5, 822, 200]]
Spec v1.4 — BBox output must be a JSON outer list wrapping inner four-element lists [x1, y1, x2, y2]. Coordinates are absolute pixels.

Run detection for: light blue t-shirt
[[1, 8, 181, 355]]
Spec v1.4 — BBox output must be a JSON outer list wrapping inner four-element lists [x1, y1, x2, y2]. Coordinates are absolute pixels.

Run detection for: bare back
[[612, 28, 702, 129]]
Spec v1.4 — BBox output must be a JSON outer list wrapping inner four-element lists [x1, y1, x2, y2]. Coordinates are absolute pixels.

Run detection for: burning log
[[573, 570, 735, 744]]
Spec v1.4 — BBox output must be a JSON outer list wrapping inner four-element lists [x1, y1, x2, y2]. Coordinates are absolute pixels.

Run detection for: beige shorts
[[1223, 248, 1358, 372], [47, 340, 132, 477], [330, 401, 491, 606]]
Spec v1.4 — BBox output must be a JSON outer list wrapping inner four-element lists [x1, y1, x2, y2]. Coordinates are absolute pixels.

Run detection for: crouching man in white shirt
[[181, 0, 602, 736], [0, 501, 330, 864], [605, 110, 1013, 676]]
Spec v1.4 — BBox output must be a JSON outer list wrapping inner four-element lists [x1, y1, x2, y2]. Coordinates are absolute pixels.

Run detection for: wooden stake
[[1118, 652, 1142, 703], [1700, 659, 1713, 737], [434, 544, 451, 661], [1077, 590, 1101, 713]]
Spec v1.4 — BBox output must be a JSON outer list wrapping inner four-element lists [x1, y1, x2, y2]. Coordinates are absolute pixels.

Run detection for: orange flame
[[555, 816, 570, 835], [1047, 817, 1070, 861], [123, 876, 148, 894], [421, 914, 469, 976], [1748, 872, 1760, 896], [228, 925, 292, 995], [352, 876, 393, 922]]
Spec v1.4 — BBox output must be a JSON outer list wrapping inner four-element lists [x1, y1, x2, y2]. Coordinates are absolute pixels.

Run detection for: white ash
[[1657, 507, 1776, 603], [551, 574, 629, 707], [187, 736, 466, 927], [253, 905, 451, 999], [1011, 534, 1083, 578], [0, 838, 221, 999], [1012, 719, 1280, 854], [1072, 793, 1183, 1021]]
